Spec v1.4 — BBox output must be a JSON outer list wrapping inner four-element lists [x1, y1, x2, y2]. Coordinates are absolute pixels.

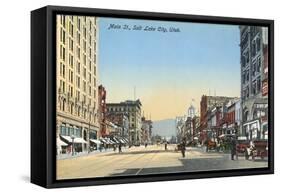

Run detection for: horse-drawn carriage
[[205, 138, 217, 152], [244, 140, 268, 160]]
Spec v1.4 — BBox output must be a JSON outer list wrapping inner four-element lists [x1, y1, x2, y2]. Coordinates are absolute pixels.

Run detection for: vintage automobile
[[245, 140, 268, 160]]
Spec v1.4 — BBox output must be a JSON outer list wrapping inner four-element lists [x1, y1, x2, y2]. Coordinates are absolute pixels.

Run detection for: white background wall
[[0, 0, 279, 193]]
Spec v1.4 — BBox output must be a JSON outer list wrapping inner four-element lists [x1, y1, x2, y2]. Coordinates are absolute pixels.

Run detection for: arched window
[[62, 99, 66, 111], [84, 109, 87, 119], [243, 109, 249, 121], [78, 106, 81, 117], [70, 103, 74, 114]]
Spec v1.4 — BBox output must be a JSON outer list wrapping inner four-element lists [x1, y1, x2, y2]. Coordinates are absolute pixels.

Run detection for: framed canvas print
[[31, 5, 274, 188]]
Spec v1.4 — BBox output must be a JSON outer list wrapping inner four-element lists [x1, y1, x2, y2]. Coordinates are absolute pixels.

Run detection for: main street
[[57, 144, 268, 180]]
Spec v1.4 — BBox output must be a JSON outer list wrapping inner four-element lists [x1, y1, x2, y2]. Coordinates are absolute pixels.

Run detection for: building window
[[69, 70, 73, 84], [257, 57, 261, 73], [252, 82, 257, 95], [83, 27, 86, 38], [245, 50, 249, 63], [62, 99, 66, 111], [77, 47, 80, 59], [89, 61, 92, 71], [78, 18, 81, 30], [83, 67, 86, 79], [76, 91, 80, 101], [83, 81, 86, 92], [60, 15, 66, 27], [77, 31, 81, 44], [77, 62, 80, 74], [69, 54, 74, 68], [88, 73, 91, 83], [242, 72, 246, 84], [60, 46, 65, 61], [60, 124, 67, 135], [83, 54, 86, 65], [252, 61, 256, 76], [257, 77, 261, 93], [89, 35, 92, 46], [60, 29, 66, 44], [69, 22, 73, 36], [84, 109, 87, 119], [252, 40, 256, 57], [76, 76, 80, 88], [69, 38, 73, 51], [256, 35, 261, 52], [78, 107, 81, 117], [69, 86, 73, 97], [83, 40, 86, 53], [246, 86, 249, 98], [70, 103, 74, 114], [60, 80, 65, 93], [83, 95, 86, 103], [246, 70, 249, 82]]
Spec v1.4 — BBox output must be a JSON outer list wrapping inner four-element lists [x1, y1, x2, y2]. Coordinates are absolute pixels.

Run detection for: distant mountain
[[152, 119, 176, 137]]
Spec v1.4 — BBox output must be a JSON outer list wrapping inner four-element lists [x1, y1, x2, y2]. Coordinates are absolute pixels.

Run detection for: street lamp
[[71, 134, 75, 156]]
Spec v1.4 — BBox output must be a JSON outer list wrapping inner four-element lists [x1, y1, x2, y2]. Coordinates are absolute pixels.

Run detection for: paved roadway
[[57, 144, 268, 180]]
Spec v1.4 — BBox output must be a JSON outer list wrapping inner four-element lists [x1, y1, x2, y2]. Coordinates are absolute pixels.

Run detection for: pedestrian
[[164, 141, 168, 151], [181, 141, 186, 158], [113, 144, 116, 152], [230, 137, 237, 160], [118, 143, 122, 153]]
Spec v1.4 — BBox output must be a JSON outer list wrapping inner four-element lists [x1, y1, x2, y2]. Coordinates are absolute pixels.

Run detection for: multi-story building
[[56, 15, 99, 154], [176, 116, 186, 143], [192, 116, 200, 140], [199, 95, 236, 142], [106, 100, 142, 145], [106, 112, 129, 138], [184, 117, 193, 142], [141, 117, 153, 144], [98, 85, 107, 137], [239, 26, 268, 140], [200, 96, 236, 128]]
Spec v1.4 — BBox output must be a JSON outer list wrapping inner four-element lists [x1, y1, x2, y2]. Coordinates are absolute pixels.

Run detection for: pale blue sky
[[98, 17, 241, 120]]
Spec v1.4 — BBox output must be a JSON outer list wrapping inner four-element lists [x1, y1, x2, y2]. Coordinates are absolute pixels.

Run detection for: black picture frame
[[31, 5, 274, 188]]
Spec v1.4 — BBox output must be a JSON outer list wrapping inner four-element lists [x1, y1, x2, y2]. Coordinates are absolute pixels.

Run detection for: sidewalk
[[57, 146, 132, 160]]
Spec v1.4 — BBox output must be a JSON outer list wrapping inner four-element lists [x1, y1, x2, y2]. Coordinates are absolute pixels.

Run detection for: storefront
[[243, 119, 261, 140], [57, 137, 68, 154], [60, 135, 87, 153]]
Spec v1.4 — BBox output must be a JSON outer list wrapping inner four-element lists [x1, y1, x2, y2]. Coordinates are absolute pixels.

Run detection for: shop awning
[[119, 138, 126, 144], [113, 137, 120, 143], [122, 138, 129, 143], [100, 138, 112, 144], [90, 139, 101, 144], [57, 137, 68, 146], [61, 135, 87, 144], [108, 139, 116, 144]]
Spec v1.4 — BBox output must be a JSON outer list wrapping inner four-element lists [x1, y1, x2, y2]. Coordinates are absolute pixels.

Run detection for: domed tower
[[187, 104, 196, 118]]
